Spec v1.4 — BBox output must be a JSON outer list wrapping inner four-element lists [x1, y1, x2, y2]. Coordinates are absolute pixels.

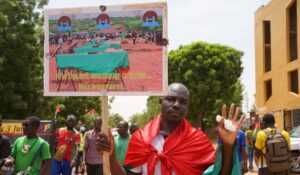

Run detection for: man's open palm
[[217, 104, 245, 146]]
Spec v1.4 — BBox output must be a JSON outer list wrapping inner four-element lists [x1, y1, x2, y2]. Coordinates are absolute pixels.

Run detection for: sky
[[48, 0, 271, 120]]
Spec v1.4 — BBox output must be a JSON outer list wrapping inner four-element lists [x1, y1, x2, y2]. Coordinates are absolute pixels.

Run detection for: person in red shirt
[[51, 114, 80, 175]]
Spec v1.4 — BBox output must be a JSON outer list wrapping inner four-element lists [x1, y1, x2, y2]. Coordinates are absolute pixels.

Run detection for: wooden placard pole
[[100, 96, 110, 175]]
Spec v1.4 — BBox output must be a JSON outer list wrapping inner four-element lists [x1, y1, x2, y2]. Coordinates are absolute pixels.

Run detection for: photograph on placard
[[44, 2, 168, 96]]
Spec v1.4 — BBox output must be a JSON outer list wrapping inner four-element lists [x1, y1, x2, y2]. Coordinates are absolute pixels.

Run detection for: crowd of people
[[230, 113, 291, 175], [0, 114, 138, 175], [0, 83, 294, 175], [244, 113, 290, 175], [49, 30, 163, 51]]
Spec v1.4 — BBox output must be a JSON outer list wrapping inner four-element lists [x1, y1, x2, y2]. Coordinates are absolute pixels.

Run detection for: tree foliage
[[109, 113, 124, 128], [129, 96, 160, 127], [0, 0, 46, 118], [53, 97, 101, 118], [168, 41, 243, 128]]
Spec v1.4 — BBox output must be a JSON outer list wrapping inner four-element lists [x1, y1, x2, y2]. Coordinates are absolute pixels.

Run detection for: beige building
[[255, 0, 300, 130]]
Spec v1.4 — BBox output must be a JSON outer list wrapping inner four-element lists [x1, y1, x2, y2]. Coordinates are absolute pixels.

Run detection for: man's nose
[[173, 100, 180, 108]]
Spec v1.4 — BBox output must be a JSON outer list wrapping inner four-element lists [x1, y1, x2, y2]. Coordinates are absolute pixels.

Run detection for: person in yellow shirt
[[255, 113, 290, 175], [75, 126, 86, 174]]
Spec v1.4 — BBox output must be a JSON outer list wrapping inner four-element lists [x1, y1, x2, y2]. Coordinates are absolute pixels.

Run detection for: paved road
[[244, 161, 258, 175], [246, 171, 258, 175]]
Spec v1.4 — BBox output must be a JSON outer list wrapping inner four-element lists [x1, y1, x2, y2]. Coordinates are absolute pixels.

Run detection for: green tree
[[168, 41, 243, 128], [146, 97, 160, 118], [81, 114, 97, 129], [109, 113, 124, 128], [0, 0, 104, 120], [0, 0, 49, 119], [129, 113, 142, 125], [129, 96, 160, 127], [140, 96, 160, 126], [129, 112, 148, 127], [54, 97, 101, 118]]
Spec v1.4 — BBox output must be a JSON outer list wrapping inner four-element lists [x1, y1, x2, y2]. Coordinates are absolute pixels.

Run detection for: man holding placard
[[97, 83, 244, 175]]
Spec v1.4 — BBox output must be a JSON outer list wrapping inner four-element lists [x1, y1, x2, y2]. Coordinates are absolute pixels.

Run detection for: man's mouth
[[169, 111, 180, 116]]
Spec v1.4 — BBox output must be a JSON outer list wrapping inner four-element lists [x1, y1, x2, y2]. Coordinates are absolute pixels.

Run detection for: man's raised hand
[[217, 104, 245, 146]]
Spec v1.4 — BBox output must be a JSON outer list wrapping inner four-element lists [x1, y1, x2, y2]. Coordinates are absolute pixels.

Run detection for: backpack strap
[[275, 128, 284, 137], [19, 138, 45, 174], [263, 128, 274, 150], [259, 129, 272, 168], [28, 138, 44, 167], [264, 129, 272, 138], [274, 129, 289, 147]]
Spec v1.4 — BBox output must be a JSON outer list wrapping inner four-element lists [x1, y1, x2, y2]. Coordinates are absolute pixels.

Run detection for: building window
[[263, 20, 271, 72], [289, 70, 299, 93], [265, 79, 272, 100], [292, 109, 300, 127], [288, 0, 298, 61]]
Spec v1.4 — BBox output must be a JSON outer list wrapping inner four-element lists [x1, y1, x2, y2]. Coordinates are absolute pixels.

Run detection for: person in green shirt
[[114, 121, 130, 165], [4, 116, 51, 175]]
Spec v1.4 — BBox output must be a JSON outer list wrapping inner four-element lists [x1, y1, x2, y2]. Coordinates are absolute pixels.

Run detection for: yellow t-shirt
[[255, 128, 290, 168]]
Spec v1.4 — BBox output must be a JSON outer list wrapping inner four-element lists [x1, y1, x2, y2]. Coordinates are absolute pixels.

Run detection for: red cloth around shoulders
[[124, 115, 216, 175]]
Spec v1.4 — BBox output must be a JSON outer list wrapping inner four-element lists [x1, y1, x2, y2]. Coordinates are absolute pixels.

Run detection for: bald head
[[168, 83, 189, 98]]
